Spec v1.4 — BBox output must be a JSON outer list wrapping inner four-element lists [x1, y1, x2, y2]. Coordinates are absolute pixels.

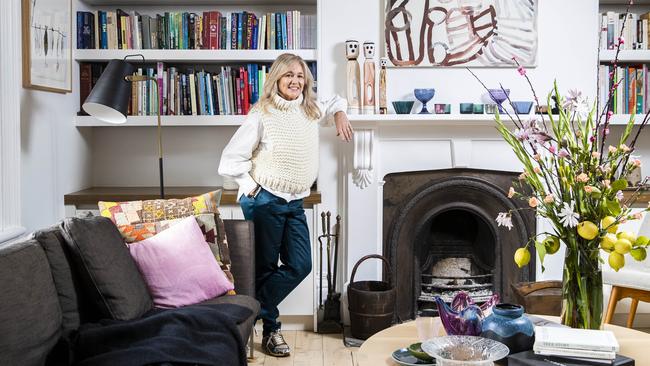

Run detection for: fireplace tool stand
[[317, 211, 343, 334]]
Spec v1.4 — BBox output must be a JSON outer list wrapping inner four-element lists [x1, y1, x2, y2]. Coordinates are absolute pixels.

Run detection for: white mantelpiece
[[343, 119, 530, 284]]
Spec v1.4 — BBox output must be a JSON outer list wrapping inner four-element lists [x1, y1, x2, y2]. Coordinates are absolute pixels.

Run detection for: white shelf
[[607, 114, 649, 125], [80, 0, 315, 5], [75, 49, 318, 63], [348, 113, 509, 126], [75, 115, 246, 126], [599, 50, 650, 63]]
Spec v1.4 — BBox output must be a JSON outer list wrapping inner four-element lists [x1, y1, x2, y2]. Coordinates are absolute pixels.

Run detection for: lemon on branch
[[614, 238, 632, 254], [601, 216, 618, 234], [600, 233, 617, 251], [577, 221, 599, 240], [543, 236, 560, 254], [514, 247, 531, 268], [608, 252, 625, 272]]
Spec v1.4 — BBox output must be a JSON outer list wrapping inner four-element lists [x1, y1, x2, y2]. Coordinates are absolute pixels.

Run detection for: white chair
[[603, 213, 650, 328]]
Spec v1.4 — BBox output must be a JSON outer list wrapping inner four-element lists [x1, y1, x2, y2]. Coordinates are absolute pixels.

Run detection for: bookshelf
[[75, 49, 318, 62]]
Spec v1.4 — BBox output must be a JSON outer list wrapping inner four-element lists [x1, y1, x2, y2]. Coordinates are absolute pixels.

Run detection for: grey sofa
[[0, 217, 260, 366]]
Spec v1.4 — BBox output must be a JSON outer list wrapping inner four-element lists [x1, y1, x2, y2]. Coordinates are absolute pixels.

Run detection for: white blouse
[[218, 94, 347, 202]]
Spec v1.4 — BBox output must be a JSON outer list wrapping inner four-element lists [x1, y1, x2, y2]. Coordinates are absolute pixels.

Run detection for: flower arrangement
[[470, 1, 649, 329]]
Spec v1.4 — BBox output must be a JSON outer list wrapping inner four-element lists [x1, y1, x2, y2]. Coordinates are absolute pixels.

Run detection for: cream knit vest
[[250, 94, 319, 194]]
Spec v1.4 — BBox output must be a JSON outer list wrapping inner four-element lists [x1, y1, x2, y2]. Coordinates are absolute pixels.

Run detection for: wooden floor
[[248, 330, 358, 366]]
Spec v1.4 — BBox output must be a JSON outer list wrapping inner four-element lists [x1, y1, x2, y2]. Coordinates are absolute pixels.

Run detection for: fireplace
[[383, 169, 536, 321]]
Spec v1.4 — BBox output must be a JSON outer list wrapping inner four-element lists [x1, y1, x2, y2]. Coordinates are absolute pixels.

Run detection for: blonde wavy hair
[[254, 53, 321, 120]]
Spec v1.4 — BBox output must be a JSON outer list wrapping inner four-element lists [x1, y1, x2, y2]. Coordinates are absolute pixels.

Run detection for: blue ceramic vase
[[480, 303, 534, 355]]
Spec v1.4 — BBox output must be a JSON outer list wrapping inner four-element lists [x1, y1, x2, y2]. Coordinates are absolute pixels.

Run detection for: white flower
[[563, 89, 589, 116], [616, 190, 624, 201], [557, 202, 580, 228], [496, 212, 513, 230]]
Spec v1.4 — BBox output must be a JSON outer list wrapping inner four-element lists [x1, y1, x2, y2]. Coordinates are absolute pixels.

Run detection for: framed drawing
[[384, 0, 538, 67], [22, 0, 72, 93]]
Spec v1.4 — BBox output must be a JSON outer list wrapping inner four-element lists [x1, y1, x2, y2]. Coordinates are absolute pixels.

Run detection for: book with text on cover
[[534, 345, 616, 360], [534, 326, 620, 352]]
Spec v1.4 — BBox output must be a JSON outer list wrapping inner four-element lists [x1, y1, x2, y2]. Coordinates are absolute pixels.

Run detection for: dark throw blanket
[[73, 303, 252, 366]]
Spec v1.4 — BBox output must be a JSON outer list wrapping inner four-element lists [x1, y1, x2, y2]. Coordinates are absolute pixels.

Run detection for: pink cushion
[[128, 216, 234, 308]]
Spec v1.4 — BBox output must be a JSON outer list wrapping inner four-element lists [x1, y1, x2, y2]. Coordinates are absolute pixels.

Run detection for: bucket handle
[[349, 254, 392, 286]]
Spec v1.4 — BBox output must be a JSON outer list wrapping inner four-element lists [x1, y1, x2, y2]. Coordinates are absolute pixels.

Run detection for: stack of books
[[532, 326, 622, 364]]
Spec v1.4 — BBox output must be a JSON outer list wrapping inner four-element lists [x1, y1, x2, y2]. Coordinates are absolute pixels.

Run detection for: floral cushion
[[97, 190, 234, 285]]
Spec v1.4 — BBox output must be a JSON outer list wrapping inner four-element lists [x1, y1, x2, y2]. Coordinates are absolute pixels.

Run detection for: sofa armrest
[[223, 220, 255, 297]]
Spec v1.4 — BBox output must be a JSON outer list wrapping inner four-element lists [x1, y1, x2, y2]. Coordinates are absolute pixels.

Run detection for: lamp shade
[[82, 59, 135, 124]]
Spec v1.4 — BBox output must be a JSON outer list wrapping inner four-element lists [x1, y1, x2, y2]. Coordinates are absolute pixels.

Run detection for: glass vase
[[560, 244, 603, 329]]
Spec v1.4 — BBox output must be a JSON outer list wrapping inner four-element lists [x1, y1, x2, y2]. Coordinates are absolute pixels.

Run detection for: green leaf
[[606, 199, 622, 216], [535, 241, 547, 273], [611, 179, 628, 191]]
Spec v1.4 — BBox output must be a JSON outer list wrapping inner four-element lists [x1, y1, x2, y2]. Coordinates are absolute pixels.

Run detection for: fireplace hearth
[[383, 169, 536, 321]]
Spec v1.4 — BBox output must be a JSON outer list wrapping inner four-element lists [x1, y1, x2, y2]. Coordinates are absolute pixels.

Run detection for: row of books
[[76, 10, 317, 50], [598, 64, 649, 114], [79, 61, 317, 117], [600, 11, 650, 50]]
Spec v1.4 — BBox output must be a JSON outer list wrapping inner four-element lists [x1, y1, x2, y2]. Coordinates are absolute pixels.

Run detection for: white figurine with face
[[362, 41, 376, 114], [379, 57, 388, 114], [346, 40, 362, 114]]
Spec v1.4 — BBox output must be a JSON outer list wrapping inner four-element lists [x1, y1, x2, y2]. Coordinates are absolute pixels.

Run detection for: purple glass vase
[[434, 292, 500, 336], [487, 88, 510, 113]]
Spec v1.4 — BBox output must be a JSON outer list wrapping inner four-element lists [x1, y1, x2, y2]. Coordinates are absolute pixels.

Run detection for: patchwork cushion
[[98, 190, 234, 284], [128, 216, 234, 308], [98, 190, 222, 225], [60, 216, 153, 321]]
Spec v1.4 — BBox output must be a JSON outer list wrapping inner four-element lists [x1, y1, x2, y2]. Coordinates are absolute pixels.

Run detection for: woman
[[218, 53, 353, 357]]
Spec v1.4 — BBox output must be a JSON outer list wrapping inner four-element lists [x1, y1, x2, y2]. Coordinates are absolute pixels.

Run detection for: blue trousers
[[239, 188, 312, 336]]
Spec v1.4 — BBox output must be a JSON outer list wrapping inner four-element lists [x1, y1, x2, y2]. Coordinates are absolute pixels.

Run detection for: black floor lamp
[[82, 57, 165, 198]]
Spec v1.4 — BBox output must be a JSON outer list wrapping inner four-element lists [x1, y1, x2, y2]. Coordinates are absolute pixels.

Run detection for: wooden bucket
[[347, 255, 396, 340]]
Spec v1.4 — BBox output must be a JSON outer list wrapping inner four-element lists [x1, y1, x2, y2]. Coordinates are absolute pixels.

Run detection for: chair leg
[[627, 298, 639, 328], [605, 286, 621, 324]]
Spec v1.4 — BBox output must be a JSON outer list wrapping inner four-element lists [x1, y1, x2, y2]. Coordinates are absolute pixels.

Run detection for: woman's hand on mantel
[[334, 111, 353, 142]]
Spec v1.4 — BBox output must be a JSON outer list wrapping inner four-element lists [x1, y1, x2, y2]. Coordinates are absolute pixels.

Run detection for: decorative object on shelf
[[433, 292, 499, 336], [414, 88, 435, 114], [353, 129, 374, 189], [346, 40, 362, 115], [22, 0, 72, 93], [379, 57, 388, 114], [485, 104, 497, 114], [459, 103, 474, 114], [362, 41, 377, 114], [392, 101, 414, 114], [435, 103, 451, 114], [384, 0, 538, 67], [473, 104, 485, 114], [470, 28, 650, 328], [512, 101, 533, 114], [480, 303, 534, 355], [82, 56, 166, 198], [487, 88, 510, 113], [421, 335, 510, 366]]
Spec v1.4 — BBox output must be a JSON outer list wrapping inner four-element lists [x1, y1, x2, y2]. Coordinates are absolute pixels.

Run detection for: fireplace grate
[[419, 273, 495, 303]]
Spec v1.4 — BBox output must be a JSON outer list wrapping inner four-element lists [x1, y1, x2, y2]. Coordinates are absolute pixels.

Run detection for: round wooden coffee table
[[355, 317, 650, 366]]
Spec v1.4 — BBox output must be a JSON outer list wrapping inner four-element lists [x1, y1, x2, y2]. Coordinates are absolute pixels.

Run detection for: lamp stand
[[126, 75, 165, 198]]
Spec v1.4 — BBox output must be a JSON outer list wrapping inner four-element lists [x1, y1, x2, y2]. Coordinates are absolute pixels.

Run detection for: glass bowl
[[421, 336, 509, 366], [392, 101, 415, 114]]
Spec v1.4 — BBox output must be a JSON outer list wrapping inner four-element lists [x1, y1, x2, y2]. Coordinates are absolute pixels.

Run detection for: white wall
[[20, 73, 92, 232]]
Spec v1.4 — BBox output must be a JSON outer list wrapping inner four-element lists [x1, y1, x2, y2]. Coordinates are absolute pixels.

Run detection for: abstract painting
[[22, 0, 71, 93], [384, 0, 537, 67]]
